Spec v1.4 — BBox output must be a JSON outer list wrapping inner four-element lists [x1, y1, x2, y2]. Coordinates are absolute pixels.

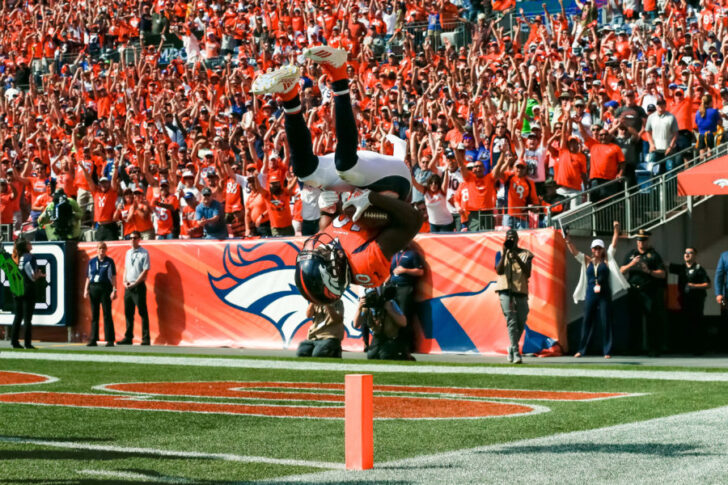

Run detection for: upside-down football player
[[252, 46, 422, 305]]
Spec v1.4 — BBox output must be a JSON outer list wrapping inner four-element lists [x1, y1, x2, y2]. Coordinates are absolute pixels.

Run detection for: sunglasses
[[685, 251, 695, 255], [130, 236, 140, 240]]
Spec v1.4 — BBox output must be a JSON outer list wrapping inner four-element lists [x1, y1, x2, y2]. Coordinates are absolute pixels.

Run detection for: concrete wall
[[564, 196, 728, 351]]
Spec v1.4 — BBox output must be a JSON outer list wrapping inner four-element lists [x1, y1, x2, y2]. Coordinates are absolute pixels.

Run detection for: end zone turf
[[1, 350, 727, 483]]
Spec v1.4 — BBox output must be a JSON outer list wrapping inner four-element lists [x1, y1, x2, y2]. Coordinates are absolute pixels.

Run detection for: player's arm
[[370, 191, 422, 260]]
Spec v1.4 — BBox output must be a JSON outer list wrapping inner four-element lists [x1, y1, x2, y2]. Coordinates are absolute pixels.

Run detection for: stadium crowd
[[0, 0, 725, 241]]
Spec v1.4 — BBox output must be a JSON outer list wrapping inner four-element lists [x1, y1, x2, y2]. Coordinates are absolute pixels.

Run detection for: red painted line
[[0, 390, 537, 419], [0, 392, 343, 418], [105, 382, 626, 402], [0, 371, 53, 386]]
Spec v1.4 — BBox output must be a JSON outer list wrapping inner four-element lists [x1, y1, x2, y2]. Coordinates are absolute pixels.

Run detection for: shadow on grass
[[8, 481, 162, 485], [0, 435, 112, 443], [479, 443, 714, 457]]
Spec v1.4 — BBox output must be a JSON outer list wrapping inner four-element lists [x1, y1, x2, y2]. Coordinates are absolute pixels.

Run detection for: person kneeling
[[355, 286, 408, 360], [296, 300, 345, 358]]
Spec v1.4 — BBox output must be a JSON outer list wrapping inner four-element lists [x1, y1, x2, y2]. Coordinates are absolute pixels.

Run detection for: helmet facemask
[[295, 234, 350, 304]]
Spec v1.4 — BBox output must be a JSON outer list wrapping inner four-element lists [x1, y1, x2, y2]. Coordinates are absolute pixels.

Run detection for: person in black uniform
[[83, 241, 118, 347], [669, 247, 710, 354], [620, 229, 667, 356], [10, 238, 44, 349], [388, 242, 425, 359]]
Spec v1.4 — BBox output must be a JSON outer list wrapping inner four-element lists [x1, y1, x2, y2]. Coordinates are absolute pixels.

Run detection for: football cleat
[[303, 46, 348, 80], [251, 65, 301, 95]]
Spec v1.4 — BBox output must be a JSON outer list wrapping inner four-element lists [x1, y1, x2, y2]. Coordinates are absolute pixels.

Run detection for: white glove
[[342, 189, 372, 222], [318, 190, 340, 211]]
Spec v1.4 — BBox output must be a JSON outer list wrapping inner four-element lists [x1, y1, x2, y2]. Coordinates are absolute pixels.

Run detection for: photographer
[[296, 300, 345, 358], [37, 189, 83, 241], [354, 285, 408, 361], [495, 229, 534, 364]]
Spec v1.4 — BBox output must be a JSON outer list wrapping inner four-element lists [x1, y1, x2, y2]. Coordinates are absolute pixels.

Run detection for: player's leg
[[251, 66, 318, 179], [304, 47, 411, 198], [367, 191, 422, 260], [302, 46, 356, 172]]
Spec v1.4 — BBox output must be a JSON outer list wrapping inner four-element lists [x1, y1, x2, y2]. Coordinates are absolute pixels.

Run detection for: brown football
[[341, 206, 390, 228]]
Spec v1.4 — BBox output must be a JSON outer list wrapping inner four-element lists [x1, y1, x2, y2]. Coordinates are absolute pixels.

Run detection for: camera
[[363, 285, 397, 317], [504, 238, 516, 250]]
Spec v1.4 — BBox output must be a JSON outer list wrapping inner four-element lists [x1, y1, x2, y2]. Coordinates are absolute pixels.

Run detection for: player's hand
[[318, 190, 339, 211], [342, 189, 372, 222]]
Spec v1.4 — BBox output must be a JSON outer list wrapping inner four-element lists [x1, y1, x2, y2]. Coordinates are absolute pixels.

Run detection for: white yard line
[[267, 405, 728, 484], [77, 469, 195, 483], [2, 351, 728, 382], [0, 436, 344, 470]]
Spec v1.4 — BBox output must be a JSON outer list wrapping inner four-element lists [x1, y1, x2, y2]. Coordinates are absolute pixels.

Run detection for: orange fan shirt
[[93, 188, 118, 223], [152, 194, 179, 236]]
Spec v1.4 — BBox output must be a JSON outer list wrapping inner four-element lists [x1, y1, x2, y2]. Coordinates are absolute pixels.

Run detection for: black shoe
[[86, 341, 97, 347], [116, 339, 133, 345], [140, 341, 150, 346], [11, 342, 23, 349], [105, 342, 115, 347], [24, 344, 36, 350]]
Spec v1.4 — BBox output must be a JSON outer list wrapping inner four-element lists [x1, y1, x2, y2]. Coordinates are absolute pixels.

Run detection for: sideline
[[268, 405, 728, 484], [2, 351, 728, 381]]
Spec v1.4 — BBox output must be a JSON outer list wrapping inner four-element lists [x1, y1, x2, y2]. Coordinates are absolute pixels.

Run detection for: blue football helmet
[[295, 233, 350, 305]]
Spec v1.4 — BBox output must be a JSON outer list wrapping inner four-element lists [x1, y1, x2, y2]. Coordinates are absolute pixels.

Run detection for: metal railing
[[552, 142, 727, 237], [554, 143, 697, 212]]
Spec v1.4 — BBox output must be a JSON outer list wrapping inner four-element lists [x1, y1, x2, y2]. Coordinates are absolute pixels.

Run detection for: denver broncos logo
[[714, 178, 728, 188], [209, 243, 361, 346]]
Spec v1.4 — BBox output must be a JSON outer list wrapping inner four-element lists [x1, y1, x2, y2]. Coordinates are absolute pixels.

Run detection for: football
[[342, 205, 390, 227]]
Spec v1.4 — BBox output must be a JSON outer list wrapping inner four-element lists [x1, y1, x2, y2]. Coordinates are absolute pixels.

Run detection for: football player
[[252, 46, 421, 304]]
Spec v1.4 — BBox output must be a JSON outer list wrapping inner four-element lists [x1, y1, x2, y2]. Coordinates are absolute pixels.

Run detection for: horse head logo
[[209, 243, 360, 346], [713, 178, 728, 188]]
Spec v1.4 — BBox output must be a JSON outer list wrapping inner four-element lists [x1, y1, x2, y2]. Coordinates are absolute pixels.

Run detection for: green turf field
[[1, 350, 728, 483]]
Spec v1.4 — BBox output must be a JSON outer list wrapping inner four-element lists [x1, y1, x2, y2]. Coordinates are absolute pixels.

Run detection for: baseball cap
[[99, 176, 110, 182], [183, 191, 196, 200], [591, 239, 605, 249], [159, 179, 169, 186], [201, 187, 212, 196], [182, 170, 194, 178]]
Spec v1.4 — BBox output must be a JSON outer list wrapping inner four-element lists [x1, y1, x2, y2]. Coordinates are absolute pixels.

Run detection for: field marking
[[0, 390, 549, 421], [0, 370, 58, 386], [269, 405, 728, 484], [95, 380, 639, 402], [3, 351, 728, 381], [78, 469, 195, 483], [0, 435, 344, 470]]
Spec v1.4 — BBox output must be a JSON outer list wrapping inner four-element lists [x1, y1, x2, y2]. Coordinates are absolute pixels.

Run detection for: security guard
[[83, 241, 117, 346], [669, 248, 710, 354], [620, 229, 667, 356]]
